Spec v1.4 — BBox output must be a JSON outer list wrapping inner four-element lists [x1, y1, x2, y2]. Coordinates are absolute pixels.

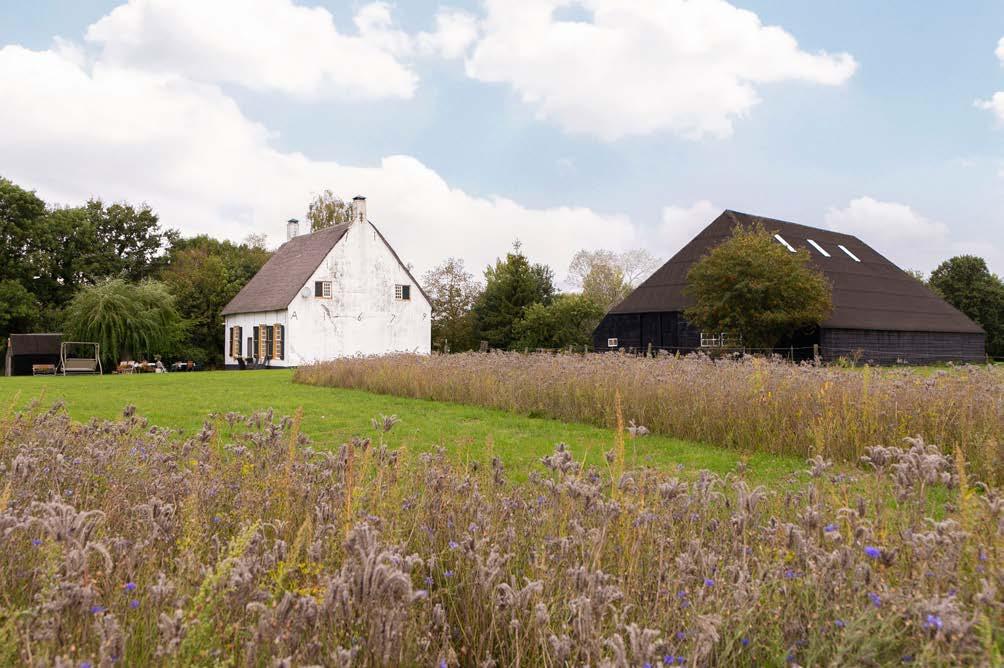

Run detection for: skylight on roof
[[806, 239, 831, 257], [774, 234, 796, 253], [838, 244, 861, 262]]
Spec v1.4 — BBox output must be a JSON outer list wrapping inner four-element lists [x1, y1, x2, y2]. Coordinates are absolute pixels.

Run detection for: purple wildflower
[[31, 538, 42, 547], [448, 540, 459, 550], [703, 578, 714, 587], [868, 592, 881, 607], [834, 619, 845, 628], [444, 570, 454, 578], [129, 599, 140, 609], [924, 614, 943, 630], [124, 582, 137, 592], [741, 637, 750, 647], [784, 568, 797, 579], [824, 523, 838, 532], [90, 605, 106, 614], [864, 546, 881, 559], [675, 631, 686, 641], [675, 657, 686, 665]]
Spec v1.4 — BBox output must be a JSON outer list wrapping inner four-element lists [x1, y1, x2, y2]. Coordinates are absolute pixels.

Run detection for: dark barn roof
[[222, 223, 351, 316], [9, 333, 63, 355], [611, 210, 983, 334]]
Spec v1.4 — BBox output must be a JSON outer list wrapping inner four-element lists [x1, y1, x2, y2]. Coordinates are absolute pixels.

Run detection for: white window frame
[[607, 337, 618, 348], [774, 234, 796, 253], [316, 281, 332, 298], [837, 244, 861, 262], [806, 239, 831, 257], [395, 284, 411, 301]]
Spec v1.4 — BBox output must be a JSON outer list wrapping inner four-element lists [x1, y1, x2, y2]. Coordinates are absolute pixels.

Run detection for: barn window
[[806, 239, 831, 257], [701, 332, 738, 348], [838, 244, 861, 262], [607, 338, 618, 348], [773, 234, 796, 253], [315, 281, 332, 298], [395, 284, 411, 301]]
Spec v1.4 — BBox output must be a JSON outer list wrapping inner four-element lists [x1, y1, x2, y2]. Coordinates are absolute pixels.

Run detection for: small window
[[806, 239, 831, 257], [838, 244, 861, 262], [315, 281, 332, 298], [607, 337, 618, 348], [395, 284, 411, 301], [774, 234, 796, 253]]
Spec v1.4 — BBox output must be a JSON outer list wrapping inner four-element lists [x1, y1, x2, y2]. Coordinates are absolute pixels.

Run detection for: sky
[[1, 0, 1002, 283]]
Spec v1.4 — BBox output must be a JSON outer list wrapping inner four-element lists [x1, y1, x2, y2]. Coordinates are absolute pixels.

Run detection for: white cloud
[[996, 36, 1004, 63], [975, 92, 1004, 122], [656, 200, 721, 258], [0, 43, 638, 278], [463, 0, 857, 141], [84, 0, 425, 100], [824, 197, 1000, 274]]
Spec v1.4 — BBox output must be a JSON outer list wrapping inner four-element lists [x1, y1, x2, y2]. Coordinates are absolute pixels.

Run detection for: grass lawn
[[0, 369, 804, 483]]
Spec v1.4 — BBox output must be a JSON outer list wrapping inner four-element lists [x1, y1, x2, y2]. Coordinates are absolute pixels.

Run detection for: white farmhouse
[[221, 196, 431, 368]]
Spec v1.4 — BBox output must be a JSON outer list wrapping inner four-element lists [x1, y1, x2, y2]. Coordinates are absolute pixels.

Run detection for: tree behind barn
[[306, 190, 353, 231], [928, 255, 1004, 357], [422, 258, 482, 352], [684, 223, 832, 351]]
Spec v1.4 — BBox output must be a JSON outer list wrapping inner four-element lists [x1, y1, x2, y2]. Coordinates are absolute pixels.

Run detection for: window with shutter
[[273, 324, 284, 360], [315, 281, 332, 298], [236, 326, 242, 356], [253, 327, 260, 360], [258, 325, 269, 359], [395, 284, 411, 301], [229, 327, 235, 358]]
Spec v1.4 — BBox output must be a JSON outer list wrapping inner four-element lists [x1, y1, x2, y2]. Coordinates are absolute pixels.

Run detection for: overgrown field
[[295, 353, 1004, 484], [0, 401, 1000, 666], [0, 370, 802, 482]]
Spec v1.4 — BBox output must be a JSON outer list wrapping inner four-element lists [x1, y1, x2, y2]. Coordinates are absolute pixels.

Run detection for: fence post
[[647, 342, 653, 357], [813, 343, 820, 364]]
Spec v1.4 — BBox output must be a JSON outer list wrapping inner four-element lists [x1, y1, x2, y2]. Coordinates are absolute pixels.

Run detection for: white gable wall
[[283, 221, 431, 365]]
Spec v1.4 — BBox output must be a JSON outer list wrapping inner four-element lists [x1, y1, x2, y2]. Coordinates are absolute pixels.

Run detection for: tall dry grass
[[0, 401, 1000, 665], [295, 353, 1004, 484]]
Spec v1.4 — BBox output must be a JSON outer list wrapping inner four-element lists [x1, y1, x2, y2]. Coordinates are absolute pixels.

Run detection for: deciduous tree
[[474, 243, 556, 350], [422, 258, 482, 352], [306, 190, 353, 231], [684, 223, 832, 350], [513, 293, 605, 350], [929, 255, 1004, 357]]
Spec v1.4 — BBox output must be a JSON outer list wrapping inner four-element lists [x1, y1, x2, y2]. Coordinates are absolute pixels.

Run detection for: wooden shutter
[[253, 326, 261, 360], [229, 327, 235, 358], [258, 325, 268, 359], [236, 326, 242, 357], [314, 281, 323, 297], [273, 324, 284, 360]]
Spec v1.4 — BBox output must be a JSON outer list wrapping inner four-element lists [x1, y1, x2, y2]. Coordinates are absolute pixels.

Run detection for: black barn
[[593, 210, 986, 363]]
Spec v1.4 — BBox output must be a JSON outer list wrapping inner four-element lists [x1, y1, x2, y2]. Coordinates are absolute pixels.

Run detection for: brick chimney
[[351, 196, 367, 225], [286, 218, 299, 240]]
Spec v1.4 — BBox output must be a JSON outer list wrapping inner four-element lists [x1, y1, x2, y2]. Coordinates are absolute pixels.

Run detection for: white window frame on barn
[[700, 332, 740, 348], [395, 284, 411, 301]]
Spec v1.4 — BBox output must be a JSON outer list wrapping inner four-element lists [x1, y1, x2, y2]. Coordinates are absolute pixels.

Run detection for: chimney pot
[[286, 218, 299, 241], [351, 196, 367, 224]]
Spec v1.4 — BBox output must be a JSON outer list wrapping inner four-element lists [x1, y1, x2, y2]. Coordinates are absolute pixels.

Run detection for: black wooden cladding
[[593, 311, 987, 364]]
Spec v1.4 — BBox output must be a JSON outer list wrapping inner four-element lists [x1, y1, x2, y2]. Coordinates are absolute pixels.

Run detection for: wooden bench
[[31, 364, 56, 376]]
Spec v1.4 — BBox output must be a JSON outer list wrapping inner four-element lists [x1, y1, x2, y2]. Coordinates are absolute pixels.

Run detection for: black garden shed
[[593, 210, 986, 364]]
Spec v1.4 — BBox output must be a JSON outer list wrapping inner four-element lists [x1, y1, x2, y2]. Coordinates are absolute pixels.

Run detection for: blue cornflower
[[90, 605, 106, 615], [924, 614, 943, 630], [124, 582, 137, 592], [663, 656, 673, 665], [868, 592, 881, 607], [424, 576, 434, 587], [834, 619, 845, 628], [864, 546, 881, 559], [444, 570, 454, 578], [129, 599, 140, 609], [677, 590, 687, 598], [439, 660, 447, 668], [675, 631, 686, 641], [786, 652, 796, 663], [784, 569, 797, 579], [80, 663, 92, 668], [448, 541, 459, 550], [741, 637, 750, 647], [675, 657, 686, 665], [902, 655, 914, 663], [824, 523, 838, 532], [212, 516, 221, 524], [643, 663, 652, 668], [703, 578, 715, 587], [31, 538, 42, 547]]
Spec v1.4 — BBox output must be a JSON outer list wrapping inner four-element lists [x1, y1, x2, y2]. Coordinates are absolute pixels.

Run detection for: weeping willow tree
[[62, 279, 187, 365]]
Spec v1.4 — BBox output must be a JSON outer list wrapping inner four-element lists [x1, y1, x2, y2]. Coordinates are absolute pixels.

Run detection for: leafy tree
[[0, 280, 39, 340], [513, 293, 605, 350], [0, 177, 46, 285], [422, 258, 482, 352], [62, 279, 187, 366], [160, 235, 272, 366], [306, 190, 353, 231], [567, 249, 660, 310], [929, 255, 1004, 356], [684, 223, 832, 350], [474, 243, 556, 350]]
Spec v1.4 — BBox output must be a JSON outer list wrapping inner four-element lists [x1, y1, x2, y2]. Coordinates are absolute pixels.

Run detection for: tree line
[[3, 177, 1001, 364]]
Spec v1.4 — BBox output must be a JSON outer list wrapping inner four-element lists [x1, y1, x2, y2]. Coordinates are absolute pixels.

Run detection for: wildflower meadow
[[294, 353, 1004, 485], [0, 395, 1000, 666]]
